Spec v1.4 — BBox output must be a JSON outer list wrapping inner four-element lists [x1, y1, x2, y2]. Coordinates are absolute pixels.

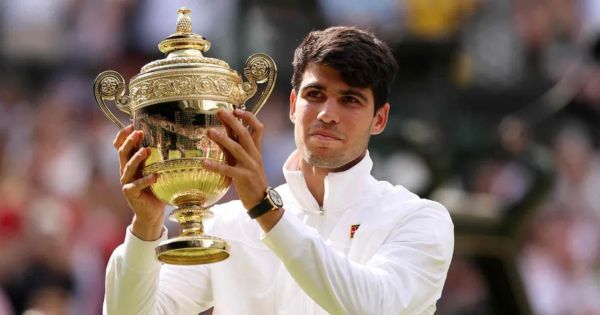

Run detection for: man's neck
[[298, 151, 366, 207], [299, 161, 329, 207]]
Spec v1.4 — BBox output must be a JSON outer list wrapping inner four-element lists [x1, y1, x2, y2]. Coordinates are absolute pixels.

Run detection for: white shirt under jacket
[[103, 151, 454, 315]]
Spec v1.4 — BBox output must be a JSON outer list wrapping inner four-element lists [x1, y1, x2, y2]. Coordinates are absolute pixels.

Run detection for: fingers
[[208, 128, 255, 167], [120, 147, 152, 185], [113, 124, 135, 149], [122, 173, 157, 199], [118, 130, 144, 174], [216, 110, 261, 159], [233, 109, 264, 150], [202, 159, 238, 178]]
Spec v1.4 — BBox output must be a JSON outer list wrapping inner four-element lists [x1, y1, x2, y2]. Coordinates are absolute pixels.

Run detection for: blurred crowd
[[0, 0, 599, 314]]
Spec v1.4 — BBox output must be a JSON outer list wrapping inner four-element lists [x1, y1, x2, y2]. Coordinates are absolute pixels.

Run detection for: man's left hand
[[203, 109, 269, 210]]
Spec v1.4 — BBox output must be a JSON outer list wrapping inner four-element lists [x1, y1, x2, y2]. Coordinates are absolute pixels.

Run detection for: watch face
[[268, 189, 283, 207]]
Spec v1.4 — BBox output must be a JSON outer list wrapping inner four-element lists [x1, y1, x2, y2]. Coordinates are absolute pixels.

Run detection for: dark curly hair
[[291, 26, 398, 114]]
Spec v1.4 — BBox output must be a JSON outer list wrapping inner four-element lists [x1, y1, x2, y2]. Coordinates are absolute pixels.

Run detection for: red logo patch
[[350, 224, 360, 239]]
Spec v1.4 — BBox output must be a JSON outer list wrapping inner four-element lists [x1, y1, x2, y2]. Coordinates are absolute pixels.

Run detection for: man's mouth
[[309, 129, 343, 141]]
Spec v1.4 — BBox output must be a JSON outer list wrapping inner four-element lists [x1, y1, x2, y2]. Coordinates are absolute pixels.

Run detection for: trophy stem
[[155, 205, 229, 265], [169, 205, 213, 236], [180, 221, 204, 236]]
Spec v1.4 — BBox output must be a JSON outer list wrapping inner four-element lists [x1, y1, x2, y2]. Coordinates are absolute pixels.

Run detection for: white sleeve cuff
[[261, 210, 316, 264], [122, 225, 168, 272]]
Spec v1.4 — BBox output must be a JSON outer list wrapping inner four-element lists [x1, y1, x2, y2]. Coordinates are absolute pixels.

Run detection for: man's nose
[[316, 100, 340, 124]]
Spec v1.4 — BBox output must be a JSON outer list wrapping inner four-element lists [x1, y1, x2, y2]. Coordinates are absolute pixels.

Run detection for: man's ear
[[371, 103, 390, 135], [289, 89, 297, 123]]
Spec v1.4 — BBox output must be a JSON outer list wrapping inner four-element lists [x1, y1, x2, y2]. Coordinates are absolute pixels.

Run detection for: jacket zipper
[[314, 207, 325, 236]]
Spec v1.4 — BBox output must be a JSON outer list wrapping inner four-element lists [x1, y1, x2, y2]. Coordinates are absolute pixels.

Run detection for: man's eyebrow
[[340, 89, 368, 103], [300, 83, 325, 91]]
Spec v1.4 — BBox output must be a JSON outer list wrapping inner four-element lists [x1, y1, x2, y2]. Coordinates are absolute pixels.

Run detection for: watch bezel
[[267, 188, 283, 208]]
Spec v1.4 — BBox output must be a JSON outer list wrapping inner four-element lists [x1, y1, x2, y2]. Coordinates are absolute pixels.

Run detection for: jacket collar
[[282, 150, 375, 214]]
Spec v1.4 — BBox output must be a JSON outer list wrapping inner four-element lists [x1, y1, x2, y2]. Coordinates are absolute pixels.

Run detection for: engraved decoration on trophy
[[93, 7, 277, 265]]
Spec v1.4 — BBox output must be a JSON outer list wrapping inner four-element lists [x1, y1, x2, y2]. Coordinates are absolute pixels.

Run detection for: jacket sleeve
[[262, 206, 454, 315], [102, 227, 213, 315]]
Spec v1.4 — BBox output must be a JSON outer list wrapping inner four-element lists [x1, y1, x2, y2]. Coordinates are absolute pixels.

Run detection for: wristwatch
[[247, 187, 283, 219]]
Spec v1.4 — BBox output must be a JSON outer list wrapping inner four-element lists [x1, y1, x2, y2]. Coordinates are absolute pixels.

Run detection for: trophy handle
[[242, 53, 277, 115], [93, 70, 132, 129]]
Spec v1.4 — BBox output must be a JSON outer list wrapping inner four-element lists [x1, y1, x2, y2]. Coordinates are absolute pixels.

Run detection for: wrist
[[243, 184, 269, 211], [247, 186, 283, 219], [132, 215, 164, 241], [256, 207, 284, 233]]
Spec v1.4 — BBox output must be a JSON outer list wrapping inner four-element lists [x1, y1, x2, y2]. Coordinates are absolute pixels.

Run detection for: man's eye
[[342, 96, 359, 104], [306, 91, 323, 98]]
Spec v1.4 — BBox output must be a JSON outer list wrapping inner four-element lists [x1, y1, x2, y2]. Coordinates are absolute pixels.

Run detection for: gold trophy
[[93, 8, 276, 265]]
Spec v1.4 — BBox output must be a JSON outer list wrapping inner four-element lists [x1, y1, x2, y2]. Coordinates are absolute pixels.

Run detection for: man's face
[[290, 63, 389, 170]]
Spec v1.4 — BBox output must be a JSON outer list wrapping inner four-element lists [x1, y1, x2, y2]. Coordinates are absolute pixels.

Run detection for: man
[[104, 26, 454, 315]]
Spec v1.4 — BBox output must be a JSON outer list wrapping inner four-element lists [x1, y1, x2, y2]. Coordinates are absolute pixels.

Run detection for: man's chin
[[304, 151, 346, 169]]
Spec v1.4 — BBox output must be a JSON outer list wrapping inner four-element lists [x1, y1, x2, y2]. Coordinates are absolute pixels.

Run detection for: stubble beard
[[303, 149, 347, 169], [295, 127, 348, 169], [295, 125, 371, 170]]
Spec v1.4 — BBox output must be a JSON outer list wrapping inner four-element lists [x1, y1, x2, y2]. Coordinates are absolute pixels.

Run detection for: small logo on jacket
[[350, 224, 360, 239]]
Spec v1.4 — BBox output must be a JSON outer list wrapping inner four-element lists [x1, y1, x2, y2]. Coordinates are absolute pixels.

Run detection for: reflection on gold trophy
[[93, 7, 276, 265]]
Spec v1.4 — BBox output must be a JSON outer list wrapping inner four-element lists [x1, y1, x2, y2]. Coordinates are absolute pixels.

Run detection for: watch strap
[[247, 187, 281, 219]]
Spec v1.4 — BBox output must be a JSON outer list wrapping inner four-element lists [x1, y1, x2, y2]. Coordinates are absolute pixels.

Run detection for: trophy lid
[[140, 7, 231, 73], [114, 7, 275, 113], [94, 7, 275, 126]]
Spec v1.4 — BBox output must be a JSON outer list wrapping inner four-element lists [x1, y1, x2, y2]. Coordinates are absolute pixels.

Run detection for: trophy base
[[155, 235, 229, 265]]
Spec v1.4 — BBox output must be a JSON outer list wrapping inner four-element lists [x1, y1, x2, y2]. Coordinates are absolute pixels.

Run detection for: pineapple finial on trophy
[[176, 7, 192, 34], [158, 7, 210, 54]]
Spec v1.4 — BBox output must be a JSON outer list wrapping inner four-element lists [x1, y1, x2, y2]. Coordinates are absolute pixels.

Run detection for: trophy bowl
[[93, 8, 276, 265]]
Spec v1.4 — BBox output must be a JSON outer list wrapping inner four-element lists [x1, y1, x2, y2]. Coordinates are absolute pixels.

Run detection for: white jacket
[[103, 151, 454, 315]]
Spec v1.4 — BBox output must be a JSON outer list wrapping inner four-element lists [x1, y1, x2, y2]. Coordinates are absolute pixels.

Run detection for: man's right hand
[[114, 124, 166, 241]]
